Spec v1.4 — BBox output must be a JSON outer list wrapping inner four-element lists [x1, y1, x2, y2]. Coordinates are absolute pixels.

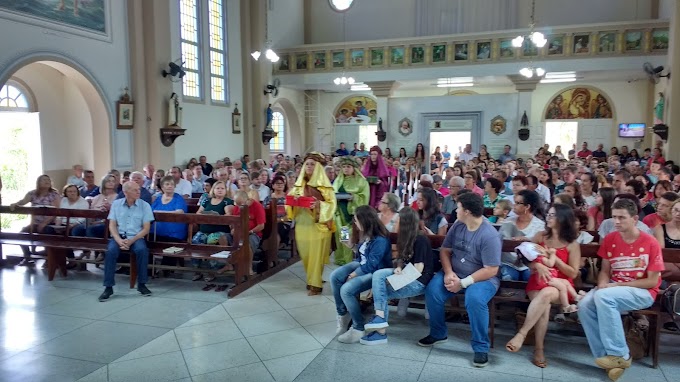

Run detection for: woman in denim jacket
[[332, 205, 393, 344]]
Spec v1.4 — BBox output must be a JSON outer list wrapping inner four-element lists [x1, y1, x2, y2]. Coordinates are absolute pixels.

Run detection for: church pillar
[[509, 75, 540, 157], [663, 1, 680, 161], [241, 0, 272, 163], [365, 81, 396, 151]]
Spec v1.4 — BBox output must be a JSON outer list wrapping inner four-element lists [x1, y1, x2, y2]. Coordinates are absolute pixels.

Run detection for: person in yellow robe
[[333, 157, 370, 265], [288, 152, 337, 295]]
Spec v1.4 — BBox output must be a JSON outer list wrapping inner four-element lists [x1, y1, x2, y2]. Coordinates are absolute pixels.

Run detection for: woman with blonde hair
[[288, 152, 337, 295]]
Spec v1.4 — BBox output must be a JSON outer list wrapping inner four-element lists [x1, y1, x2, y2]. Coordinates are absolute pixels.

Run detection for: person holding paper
[[287, 152, 337, 296], [331, 206, 392, 344], [360, 208, 434, 345], [333, 157, 370, 265], [417, 192, 501, 368]]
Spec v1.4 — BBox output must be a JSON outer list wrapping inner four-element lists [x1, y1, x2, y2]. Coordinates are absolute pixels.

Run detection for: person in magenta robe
[[362, 146, 390, 209]]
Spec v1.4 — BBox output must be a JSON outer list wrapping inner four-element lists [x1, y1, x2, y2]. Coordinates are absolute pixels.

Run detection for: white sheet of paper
[[386, 263, 422, 291], [211, 251, 231, 259]]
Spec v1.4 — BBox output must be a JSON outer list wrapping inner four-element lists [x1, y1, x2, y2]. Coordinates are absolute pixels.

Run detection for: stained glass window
[[180, 0, 201, 99], [208, 0, 227, 102], [269, 111, 285, 152]]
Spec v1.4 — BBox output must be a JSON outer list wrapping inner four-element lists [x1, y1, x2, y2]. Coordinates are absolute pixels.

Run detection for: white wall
[[518, 0, 651, 27], [269, 0, 304, 49], [0, 0, 131, 169], [274, 87, 306, 155], [170, 0, 245, 165]]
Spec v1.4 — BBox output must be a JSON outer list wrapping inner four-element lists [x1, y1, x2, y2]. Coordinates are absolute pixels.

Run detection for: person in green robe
[[333, 157, 370, 265]]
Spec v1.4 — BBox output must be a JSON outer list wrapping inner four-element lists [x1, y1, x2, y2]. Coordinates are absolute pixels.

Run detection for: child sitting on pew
[[516, 242, 584, 314], [489, 199, 512, 224]]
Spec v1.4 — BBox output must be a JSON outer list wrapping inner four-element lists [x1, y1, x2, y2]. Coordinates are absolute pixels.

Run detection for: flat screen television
[[618, 123, 646, 138]]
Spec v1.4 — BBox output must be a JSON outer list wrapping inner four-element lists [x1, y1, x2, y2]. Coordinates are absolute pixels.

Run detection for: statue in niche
[[654, 92, 665, 124], [168, 92, 182, 128], [266, 104, 273, 128]]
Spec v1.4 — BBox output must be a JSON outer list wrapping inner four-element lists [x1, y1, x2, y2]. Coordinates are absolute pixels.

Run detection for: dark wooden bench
[[387, 233, 680, 368], [0, 205, 261, 297]]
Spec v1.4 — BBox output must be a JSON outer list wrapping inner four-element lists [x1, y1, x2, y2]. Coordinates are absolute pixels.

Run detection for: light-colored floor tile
[[294, 349, 425, 382], [226, 284, 269, 300], [76, 365, 108, 382], [32, 321, 169, 363], [660, 352, 680, 380], [0, 310, 93, 352], [177, 305, 230, 328], [418, 362, 542, 382], [263, 349, 321, 382], [38, 290, 145, 320], [191, 362, 273, 382], [4, 286, 89, 310], [174, 319, 243, 349], [286, 300, 337, 326], [113, 331, 180, 362], [108, 351, 190, 382], [247, 327, 322, 361], [222, 295, 283, 319], [326, 325, 433, 362], [181, 338, 260, 376], [158, 284, 230, 303], [272, 290, 330, 310], [259, 278, 307, 296], [233, 310, 300, 337], [104, 297, 217, 328], [303, 320, 339, 347], [0, 351, 104, 382]]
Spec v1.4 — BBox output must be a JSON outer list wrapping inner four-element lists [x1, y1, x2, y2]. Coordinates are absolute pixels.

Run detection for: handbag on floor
[[662, 283, 680, 331], [623, 315, 647, 360]]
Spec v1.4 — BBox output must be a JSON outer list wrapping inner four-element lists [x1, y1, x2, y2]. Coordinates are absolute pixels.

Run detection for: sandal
[[202, 284, 216, 291], [205, 275, 217, 283], [532, 349, 547, 368], [215, 284, 229, 292], [562, 304, 578, 314], [192, 273, 203, 281], [505, 332, 526, 353]]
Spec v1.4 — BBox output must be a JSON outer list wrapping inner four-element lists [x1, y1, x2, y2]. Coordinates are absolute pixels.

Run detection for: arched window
[[269, 111, 285, 152], [0, 84, 29, 111]]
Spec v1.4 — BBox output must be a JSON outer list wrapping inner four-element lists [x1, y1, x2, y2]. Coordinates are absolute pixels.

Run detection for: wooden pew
[[387, 232, 680, 368], [0, 205, 259, 297]]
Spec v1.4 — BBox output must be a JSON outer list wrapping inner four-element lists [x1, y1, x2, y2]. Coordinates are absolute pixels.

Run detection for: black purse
[[663, 284, 680, 331]]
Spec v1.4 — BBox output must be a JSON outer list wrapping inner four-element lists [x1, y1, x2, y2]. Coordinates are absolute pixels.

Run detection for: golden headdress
[[304, 152, 327, 166]]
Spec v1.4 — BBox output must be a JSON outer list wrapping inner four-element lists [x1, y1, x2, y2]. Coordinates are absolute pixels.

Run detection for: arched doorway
[[0, 59, 111, 196]]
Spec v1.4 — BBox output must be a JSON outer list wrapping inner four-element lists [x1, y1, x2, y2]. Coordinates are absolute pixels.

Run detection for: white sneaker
[[397, 298, 409, 317], [335, 314, 351, 336], [337, 328, 364, 343]]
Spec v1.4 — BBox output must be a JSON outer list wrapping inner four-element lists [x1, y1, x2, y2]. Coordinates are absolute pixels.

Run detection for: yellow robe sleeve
[[317, 187, 337, 224]]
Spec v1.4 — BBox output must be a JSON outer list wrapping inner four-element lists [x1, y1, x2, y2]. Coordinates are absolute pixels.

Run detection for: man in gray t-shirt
[[417, 193, 501, 368]]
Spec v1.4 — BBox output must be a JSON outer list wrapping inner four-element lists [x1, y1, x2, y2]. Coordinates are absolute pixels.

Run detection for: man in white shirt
[[192, 165, 209, 183], [458, 144, 477, 163], [184, 169, 203, 194], [170, 166, 192, 197], [527, 175, 551, 205], [250, 171, 271, 204], [67, 164, 86, 188]]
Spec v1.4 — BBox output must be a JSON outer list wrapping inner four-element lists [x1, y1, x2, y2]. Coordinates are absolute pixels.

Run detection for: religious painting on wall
[[0, 0, 106, 34], [547, 35, 564, 55], [332, 51, 345, 68], [390, 47, 405, 65], [544, 87, 613, 120], [277, 54, 290, 71], [295, 53, 308, 70], [598, 32, 616, 53], [432, 44, 446, 63], [476, 41, 491, 60], [499, 39, 515, 59], [454, 43, 468, 61], [652, 29, 669, 50], [411, 46, 425, 64], [522, 39, 538, 57], [313, 52, 326, 69], [370, 48, 384, 66], [625, 31, 643, 51], [351, 49, 364, 67], [334, 96, 377, 124], [573, 34, 591, 54]]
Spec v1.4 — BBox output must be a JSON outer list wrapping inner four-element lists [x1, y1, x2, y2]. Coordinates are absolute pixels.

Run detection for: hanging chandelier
[[333, 12, 356, 86], [513, 0, 546, 49], [519, 67, 545, 79], [251, 4, 279, 63]]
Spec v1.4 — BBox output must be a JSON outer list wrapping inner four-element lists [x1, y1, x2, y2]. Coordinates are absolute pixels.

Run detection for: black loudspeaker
[[518, 128, 530, 141]]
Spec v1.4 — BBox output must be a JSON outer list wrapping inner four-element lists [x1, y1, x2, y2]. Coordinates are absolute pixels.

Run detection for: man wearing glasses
[[442, 176, 464, 216]]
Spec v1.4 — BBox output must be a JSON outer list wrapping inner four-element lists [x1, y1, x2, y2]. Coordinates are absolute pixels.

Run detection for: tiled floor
[[0, 258, 679, 382]]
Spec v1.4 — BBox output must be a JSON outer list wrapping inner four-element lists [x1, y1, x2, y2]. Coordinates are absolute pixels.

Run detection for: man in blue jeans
[[417, 192, 501, 368], [578, 199, 663, 381], [98, 181, 155, 301]]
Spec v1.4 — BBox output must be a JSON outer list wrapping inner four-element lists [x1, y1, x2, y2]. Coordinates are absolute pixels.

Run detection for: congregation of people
[[6, 139, 679, 381]]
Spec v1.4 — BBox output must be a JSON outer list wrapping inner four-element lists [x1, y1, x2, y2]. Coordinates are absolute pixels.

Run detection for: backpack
[[663, 284, 680, 331]]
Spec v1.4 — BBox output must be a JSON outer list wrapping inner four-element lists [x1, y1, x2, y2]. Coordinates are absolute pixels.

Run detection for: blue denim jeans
[[70, 223, 87, 237], [86, 223, 106, 238], [425, 271, 498, 353], [577, 286, 654, 359], [371, 268, 426, 322], [330, 262, 374, 330], [500, 264, 531, 282], [103, 238, 149, 288]]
